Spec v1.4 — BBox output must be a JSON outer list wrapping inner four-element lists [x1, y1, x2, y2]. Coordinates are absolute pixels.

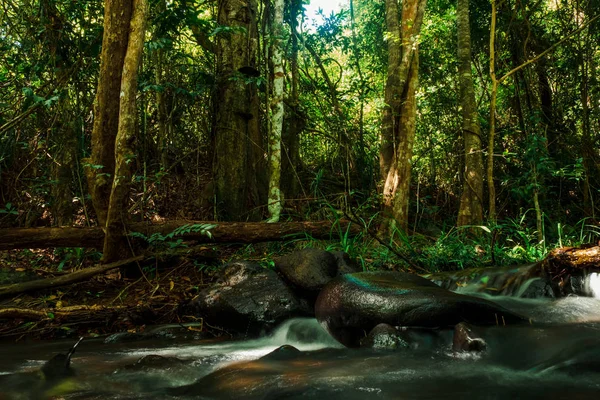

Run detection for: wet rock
[[520, 279, 555, 298], [331, 251, 362, 275], [453, 322, 487, 352], [120, 355, 187, 372], [260, 345, 302, 361], [275, 248, 338, 294], [217, 260, 263, 286], [361, 323, 409, 350], [190, 268, 309, 334], [315, 271, 526, 347]]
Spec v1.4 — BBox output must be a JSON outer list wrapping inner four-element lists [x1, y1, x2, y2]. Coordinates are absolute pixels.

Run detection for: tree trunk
[[456, 0, 484, 228], [213, 0, 264, 221], [580, 30, 595, 219], [43, 0, 77, 227], [380, 0, 427, 233], [0, 221, 360, 250], [281, 0, 303, 202], [267, 0, 285, 222], [103, 0, 148, 262], [84, 0, 133, 226], [487, 0, 498, 222]]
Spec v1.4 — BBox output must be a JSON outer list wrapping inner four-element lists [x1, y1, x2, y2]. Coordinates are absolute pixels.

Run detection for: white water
[[587, 272, 600, 297], [118, 318, 341, 364]]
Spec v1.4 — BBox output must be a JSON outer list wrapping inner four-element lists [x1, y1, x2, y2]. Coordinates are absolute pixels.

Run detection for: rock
[[217, 260, 263, 286], [315, 271, 526, 347], [260, 345, 302, 361], [275, 248, 338, 294], [453, 322, 487, 352], [520, 278, 555, 298], [190, 268, 308, 334], [361, 323, 409, 350], [119, 355, 187, 372], [331, 251, 362, 275]]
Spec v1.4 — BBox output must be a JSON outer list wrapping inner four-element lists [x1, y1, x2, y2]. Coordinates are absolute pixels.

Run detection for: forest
[[0, 0, 599, 338]]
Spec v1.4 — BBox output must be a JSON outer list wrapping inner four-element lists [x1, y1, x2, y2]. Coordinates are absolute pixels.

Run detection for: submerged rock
[[315, 271, 526, 347], [260, 345, 302, 361], [190, 264, 309, 334], [119, 355, 187, 372], [361, 323, 409, 350], [453, 322, 487, 352]]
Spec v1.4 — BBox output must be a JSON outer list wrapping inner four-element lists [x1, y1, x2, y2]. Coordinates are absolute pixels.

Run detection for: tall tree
[[380, 0, 427, 233], [456, 0, 484, 227], [281, 0, 303, 202], [213, 0, 265, 221], [103, 0, 148, 262], [84, 0, 133, 227], [267, 0, 285, 222]]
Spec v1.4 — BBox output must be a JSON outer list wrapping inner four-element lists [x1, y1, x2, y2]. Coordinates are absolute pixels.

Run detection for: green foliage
[[0, 203, 18, 216], [129, 223, 217, 250]]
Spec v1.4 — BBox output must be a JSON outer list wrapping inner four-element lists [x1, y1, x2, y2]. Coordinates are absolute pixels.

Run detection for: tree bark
[[281, 0, 303, 201], [380, 0, 427, 233], [456, 0, 484, 228], [267, 0, 285, 222], [487, 0, 498, 222], [84, 0, 133, 226], [213, 0, 265, 221], [0, 221, 360, 250], [103, 0, 148, 263]]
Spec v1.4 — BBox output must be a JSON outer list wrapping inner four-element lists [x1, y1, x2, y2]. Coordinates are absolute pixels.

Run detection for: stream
[[2, 274, 600, 399]]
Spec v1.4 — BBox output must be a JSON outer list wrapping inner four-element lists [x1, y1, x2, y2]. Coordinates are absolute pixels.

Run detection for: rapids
[[2, 274, 600, 399]]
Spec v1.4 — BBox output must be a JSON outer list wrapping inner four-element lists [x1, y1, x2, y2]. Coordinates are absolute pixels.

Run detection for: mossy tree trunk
[[380, 0, 427, 234], [456, 0, 484, 228], [85, 0, 133, 226], [267, 0, 285, 222], [102, 0, 148, 263], [487, 0, 498, 222], [213, 0, 264, 221]]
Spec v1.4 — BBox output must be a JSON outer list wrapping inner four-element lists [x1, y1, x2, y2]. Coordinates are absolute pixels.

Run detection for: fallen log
[[0, 256, 144, 298], [0, 220, 359, 250]]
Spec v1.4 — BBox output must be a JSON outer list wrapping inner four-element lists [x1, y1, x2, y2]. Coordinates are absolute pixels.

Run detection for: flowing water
[[2, 274, 600, 399]]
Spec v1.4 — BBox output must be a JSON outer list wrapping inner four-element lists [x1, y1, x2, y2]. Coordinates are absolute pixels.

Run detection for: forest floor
[[0, 246, 247, 342]]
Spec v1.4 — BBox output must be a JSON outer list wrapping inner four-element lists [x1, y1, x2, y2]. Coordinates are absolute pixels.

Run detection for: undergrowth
[[231, 202, 600, 274]]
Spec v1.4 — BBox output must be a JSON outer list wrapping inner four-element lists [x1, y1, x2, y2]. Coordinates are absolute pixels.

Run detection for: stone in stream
[[360, 323, 409, 350], [118, 355, 188, 372], [452, 322, 487, 352], [274, 248, 361, 299], [259, 344, 302, 361], [169, 345, 309, 399], [315, 271, 526, 347], [189, 260, 310, 334]]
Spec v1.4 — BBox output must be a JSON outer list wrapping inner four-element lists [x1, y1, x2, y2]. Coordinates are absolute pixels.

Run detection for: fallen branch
[[0, 256, 145, 298], [0, 304, 126, 321]]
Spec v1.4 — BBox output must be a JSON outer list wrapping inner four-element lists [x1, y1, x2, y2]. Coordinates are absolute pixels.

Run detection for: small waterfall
[[585, 272, 600, 298], [266, 318, 342, 350]]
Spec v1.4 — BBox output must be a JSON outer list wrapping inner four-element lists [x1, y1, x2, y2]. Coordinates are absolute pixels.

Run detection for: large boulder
[[315, 271, 526, 347], [189, 261, 309, 334], [275, 248, 361, 299]]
